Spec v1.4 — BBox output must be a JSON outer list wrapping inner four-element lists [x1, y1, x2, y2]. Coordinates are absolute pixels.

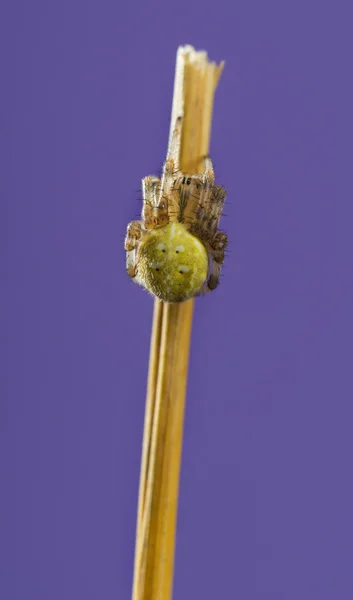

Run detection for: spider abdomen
[[137, 223, 208, 303]]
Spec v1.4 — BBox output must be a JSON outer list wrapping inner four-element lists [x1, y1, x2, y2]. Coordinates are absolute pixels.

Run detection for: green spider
[[125, 117, 228, 303]]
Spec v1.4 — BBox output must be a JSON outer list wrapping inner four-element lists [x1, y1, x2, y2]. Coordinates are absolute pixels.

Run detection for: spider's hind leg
[[125, 220, 142, 253], [200, 231, 228, 294], [125, 220, 142, 279]]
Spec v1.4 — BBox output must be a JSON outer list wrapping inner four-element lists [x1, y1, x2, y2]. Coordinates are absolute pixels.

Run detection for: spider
[[125, 116, 228, 303]]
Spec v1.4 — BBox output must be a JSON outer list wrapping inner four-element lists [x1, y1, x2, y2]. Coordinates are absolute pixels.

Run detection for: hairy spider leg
[[125, 220, 143, 279]]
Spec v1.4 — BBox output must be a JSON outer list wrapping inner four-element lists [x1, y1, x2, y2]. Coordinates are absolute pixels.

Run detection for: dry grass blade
[[132, 45, 224, 600]]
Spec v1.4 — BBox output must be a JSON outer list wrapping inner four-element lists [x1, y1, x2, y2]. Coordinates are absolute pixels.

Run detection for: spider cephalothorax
[[125, 117, 228, 303]]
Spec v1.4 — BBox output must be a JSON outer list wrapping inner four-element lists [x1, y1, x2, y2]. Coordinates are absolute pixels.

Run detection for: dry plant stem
[[132, 45, 224, 600]]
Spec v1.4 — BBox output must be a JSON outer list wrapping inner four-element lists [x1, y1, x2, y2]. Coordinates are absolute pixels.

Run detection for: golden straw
[[132, 45, 224, 600]]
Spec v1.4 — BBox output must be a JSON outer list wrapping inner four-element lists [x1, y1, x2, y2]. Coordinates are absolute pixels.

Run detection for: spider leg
[[209, 184, 227, 233], [157, 116, 183, 222], [125, 220, 142, 279], [141, 175, 168, 229], [125, 220, 142, 252], [161, 116, 182, 194], [204, 262, 222, 292], [200, 231, 228, 294], [194, 156, 215, 214], [189, 180, 226, 242], [142, 175, 161, 206], [165, 116, 182, 174], [210, 231, 228, 264], [202, 155, 215, 185]]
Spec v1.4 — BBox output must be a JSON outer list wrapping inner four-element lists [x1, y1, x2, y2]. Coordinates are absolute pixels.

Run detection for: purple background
[[1, 1, 353, 599]]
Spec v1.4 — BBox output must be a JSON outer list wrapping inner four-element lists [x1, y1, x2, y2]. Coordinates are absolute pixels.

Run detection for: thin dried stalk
[[132, 45, 224, 600]]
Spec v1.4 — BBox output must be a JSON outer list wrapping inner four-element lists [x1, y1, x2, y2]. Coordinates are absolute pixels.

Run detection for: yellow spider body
[[137, 223, 209, 303]]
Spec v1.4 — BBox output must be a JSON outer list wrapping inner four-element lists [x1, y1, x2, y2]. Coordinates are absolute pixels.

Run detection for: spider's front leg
[[161, 116, 182, 203], [142, 175, 169, 229], [125, 220, 142, 279], [202, 156, 215, 186], [164, 116, 182, 177]]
